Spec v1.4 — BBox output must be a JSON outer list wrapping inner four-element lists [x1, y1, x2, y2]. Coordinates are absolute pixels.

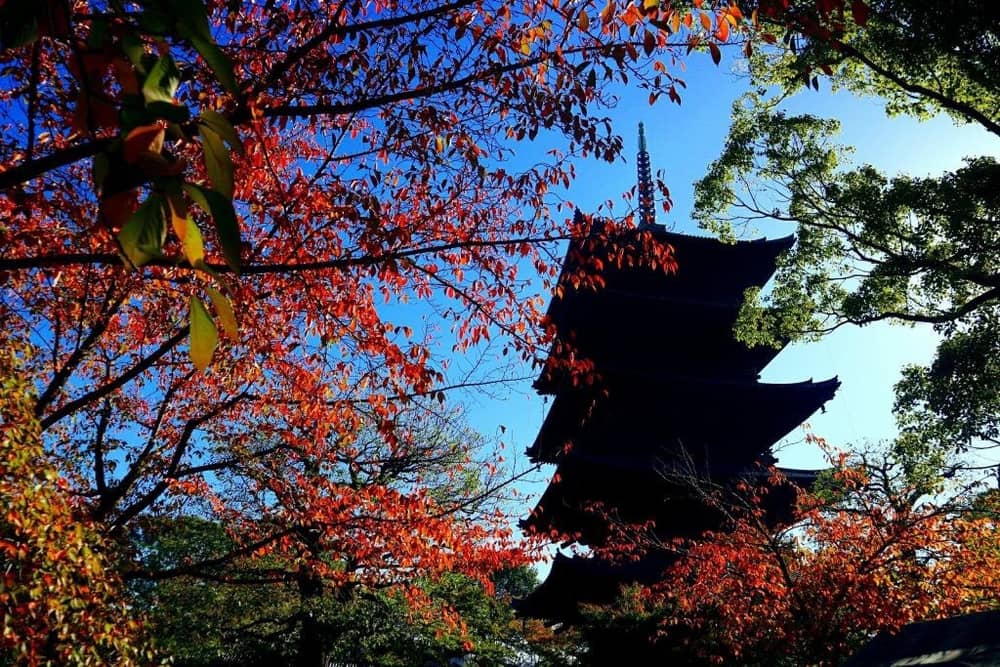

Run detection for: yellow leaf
[[167, 196, 188, 241], [670, 11, 681, 32], [206, 286, 238, 341], [189, 296, 217, 371], [182, 216, 204, 266], [644, 0, 659, 9]]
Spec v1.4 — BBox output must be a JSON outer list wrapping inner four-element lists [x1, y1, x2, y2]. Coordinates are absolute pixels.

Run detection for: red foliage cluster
[[632, 452, 1000, 666]]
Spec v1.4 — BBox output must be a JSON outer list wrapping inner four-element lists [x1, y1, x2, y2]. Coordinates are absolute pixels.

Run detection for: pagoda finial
[[636, 122, 656, 228]]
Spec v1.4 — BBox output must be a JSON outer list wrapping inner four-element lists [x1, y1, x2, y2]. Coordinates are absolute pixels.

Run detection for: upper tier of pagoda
[[535, 225, 795, 393]]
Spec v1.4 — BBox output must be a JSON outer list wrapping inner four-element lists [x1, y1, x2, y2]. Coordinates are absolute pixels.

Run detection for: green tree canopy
[[695, 0, 1000, 489]]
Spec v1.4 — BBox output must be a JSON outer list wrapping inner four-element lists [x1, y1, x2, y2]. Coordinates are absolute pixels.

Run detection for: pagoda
[[516, 124, 839, 622]]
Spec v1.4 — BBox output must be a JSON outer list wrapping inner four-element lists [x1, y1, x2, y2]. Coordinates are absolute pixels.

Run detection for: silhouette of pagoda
[[516, 124, 839, 622]]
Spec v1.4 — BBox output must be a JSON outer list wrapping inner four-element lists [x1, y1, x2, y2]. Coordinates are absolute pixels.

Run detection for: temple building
[[516, 124, 839, 622]]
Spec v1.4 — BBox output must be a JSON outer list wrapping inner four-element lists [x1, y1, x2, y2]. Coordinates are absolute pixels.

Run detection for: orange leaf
[[123, 125, 165, 164], [716, 17, 729, 41]]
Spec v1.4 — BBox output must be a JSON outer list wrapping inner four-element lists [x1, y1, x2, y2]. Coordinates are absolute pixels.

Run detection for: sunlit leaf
[[206, 285, 238, 341], [199, 124, 234, 198], [189, 295, 217, 371], [199, 110, 244, 155], [182, 216, 205, 266], [141, 55, 180, 105], [184, 183, 241, 273], [117, 195, 165, 268], [123, 125, 165, 164]]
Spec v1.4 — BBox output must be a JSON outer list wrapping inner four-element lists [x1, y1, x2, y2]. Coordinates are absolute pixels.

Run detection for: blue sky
[[453, 50, 1000, 521]]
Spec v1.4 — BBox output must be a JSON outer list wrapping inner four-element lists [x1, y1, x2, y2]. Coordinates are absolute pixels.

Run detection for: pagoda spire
[[636, 122, 656, 228]]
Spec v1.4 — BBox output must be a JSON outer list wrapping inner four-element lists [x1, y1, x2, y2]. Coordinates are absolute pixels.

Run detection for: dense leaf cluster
[[695, 0, 1000, 486]]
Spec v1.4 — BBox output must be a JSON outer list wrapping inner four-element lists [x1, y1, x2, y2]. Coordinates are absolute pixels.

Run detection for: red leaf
[[851, 0, 870, 25], [709, 42, 722, 65]]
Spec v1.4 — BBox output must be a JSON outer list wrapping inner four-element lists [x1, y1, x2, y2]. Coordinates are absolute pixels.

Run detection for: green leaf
[[183, 184, 241, 274], [92, 153, 110, 192], [189, 296, 217, 371], [142, 55, 181, 105], [190, 34, 239, 94], [138, 9, 171, 35], [146, 101, 191, 123], [199, 125, 233, 198], [169, 0, 239, 94], [205, 285, 238, 341], [199, 110, 244, 155], [118, 195, 166, 268], [169, 0, 214, 42], [121, 33, 146, 71], [119, 105, 152, 134]]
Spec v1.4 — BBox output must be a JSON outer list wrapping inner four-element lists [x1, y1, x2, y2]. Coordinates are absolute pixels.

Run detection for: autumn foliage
[[596, 447, 1000, 666], [0, 0, 760, 661], [1, 346, 144, 666]]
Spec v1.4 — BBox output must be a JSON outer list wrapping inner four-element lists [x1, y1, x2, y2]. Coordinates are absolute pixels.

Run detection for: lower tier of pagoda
[[521, 457, 818, 547], [514, 552, 675, 622]]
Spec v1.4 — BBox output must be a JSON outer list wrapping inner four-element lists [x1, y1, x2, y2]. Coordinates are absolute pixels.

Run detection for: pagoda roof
[[514, 552, 672, 621], [521, 463, 818, 546], [537, 228, 793, 389], [535, 293, 786, 392], [552, 224, 793, 311], [528, 376, 840, 464]]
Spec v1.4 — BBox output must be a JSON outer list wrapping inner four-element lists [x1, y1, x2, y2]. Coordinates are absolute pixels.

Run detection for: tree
[[582, 446, 1000, 666], [693, 0, 1000, 486], [121, 404, 538, 665], [1, 345, 146, 666], [0, 0, 747, 661], [132, 518, 541, 666]]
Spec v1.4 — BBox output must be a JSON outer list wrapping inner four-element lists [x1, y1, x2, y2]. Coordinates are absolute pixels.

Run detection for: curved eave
[[521, 463, 826, 545], [548, 226, 793, 322], [528, 376, 840, 463], [514, 552, 672, 621]]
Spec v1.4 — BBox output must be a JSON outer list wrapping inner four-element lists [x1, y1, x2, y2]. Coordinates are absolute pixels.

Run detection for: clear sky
[[452, 49, 1000, 529]]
